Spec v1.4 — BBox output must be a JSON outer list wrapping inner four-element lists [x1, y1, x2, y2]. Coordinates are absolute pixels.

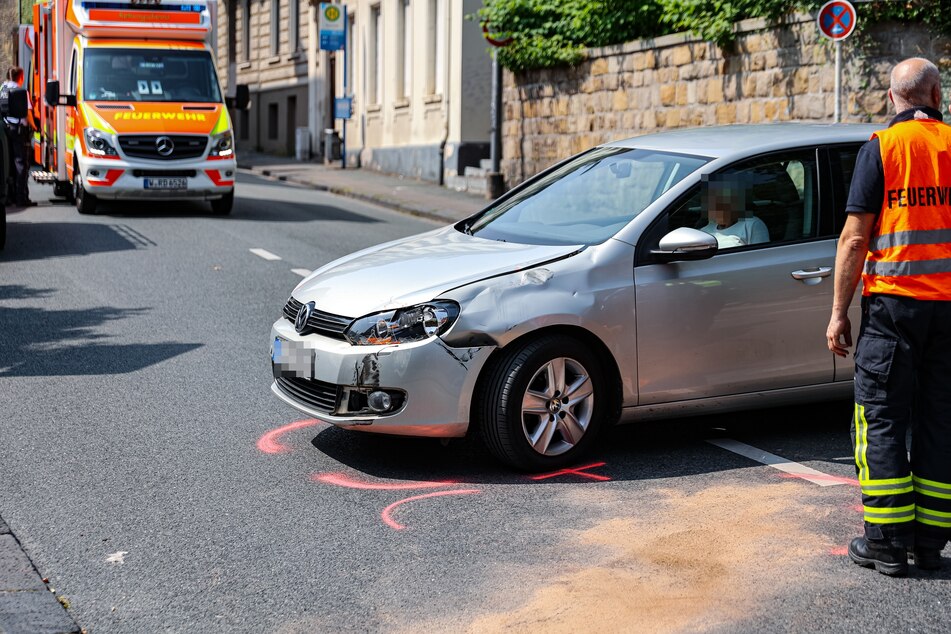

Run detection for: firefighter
[[827, 57, 951, 576]]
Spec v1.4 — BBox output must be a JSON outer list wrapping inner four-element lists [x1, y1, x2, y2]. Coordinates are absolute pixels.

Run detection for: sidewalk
[[0, 514, 79, 633], [236, 152, 491, 224]]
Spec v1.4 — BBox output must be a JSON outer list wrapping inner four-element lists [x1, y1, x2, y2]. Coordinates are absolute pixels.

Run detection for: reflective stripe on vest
[[863, 119, 951, 300]]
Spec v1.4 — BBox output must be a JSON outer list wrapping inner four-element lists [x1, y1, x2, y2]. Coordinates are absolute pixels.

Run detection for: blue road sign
[[818, 0, 856, 41]]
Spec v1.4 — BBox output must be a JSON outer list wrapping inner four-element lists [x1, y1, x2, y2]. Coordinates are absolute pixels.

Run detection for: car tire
[[475, 335, 608, 471], [210, 191, 234, 215], [74, 168, 97, 215], [0, 202, 6, 250]]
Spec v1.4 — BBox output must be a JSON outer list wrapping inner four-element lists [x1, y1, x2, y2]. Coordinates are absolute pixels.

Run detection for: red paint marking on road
[[830, 546, 848, 556], [850, 504, 864, 513], [311, 472, 457, 490], [530, 462, 611, 482], [778, 473, 858, 486], [256, 419, 323, 454], [381, 489, 481, 531]]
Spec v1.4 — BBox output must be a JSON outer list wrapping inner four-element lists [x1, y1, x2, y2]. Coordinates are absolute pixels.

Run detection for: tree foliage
[[475, 0, 951, 71]]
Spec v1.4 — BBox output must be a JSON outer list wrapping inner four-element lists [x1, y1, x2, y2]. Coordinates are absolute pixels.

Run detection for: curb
[[237, 165, 471, 225], [0, 514, 80, 634]]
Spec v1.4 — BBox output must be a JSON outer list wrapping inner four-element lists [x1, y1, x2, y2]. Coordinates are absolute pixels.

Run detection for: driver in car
[[700, 172, 770, 248]]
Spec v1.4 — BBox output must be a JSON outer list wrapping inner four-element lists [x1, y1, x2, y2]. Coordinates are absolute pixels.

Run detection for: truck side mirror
[[45, 80, 59, 107], [44, 80, 76, 108], [227, 84, 250, 111]]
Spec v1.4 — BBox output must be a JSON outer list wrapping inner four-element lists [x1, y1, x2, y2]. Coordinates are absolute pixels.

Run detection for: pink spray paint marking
[[829, 546, 849, 556], [312, 472, 457, 490], [256, 419, 324, 454], [530, 462, 611, 482], [381, 490, 481, 531]]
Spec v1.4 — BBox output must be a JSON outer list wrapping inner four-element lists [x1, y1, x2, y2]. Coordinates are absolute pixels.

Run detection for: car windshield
[[83, 49, 222, 103], [466, 147, 710, 246]]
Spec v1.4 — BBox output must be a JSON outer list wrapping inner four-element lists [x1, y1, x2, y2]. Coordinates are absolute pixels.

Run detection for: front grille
[[132, 169, 197, 177], [118, 135, 208, 160], [275, 376, 339, 413], [283, 297, 353, 340]]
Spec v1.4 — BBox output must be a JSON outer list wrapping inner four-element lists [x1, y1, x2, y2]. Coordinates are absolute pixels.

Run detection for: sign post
[[319, 3, 347, 168], [817, 0, 857, 123]]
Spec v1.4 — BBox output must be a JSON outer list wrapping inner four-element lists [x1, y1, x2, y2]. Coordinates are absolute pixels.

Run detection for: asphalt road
[[1, 175, 949, 633]]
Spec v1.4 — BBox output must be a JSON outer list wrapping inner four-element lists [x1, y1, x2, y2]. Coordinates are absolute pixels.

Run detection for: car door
[[633, 149, 837, 405]]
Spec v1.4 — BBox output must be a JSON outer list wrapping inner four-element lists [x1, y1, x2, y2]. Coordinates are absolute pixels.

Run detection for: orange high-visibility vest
[[863, 119, 951, 299]]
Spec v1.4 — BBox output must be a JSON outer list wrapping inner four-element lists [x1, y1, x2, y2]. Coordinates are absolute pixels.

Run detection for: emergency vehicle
[[30, 0, 248, 215]]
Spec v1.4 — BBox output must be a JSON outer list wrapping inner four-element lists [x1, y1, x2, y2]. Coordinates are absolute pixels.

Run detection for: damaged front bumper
[[269, 318, 494, 437]]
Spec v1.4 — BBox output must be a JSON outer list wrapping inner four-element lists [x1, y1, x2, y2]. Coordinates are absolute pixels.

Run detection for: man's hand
[[827, 314, 852, 357]]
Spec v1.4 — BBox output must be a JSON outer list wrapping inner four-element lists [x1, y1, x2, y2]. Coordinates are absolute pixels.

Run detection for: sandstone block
[[591, 58, 609, 76], [659, 84, 676, 106]]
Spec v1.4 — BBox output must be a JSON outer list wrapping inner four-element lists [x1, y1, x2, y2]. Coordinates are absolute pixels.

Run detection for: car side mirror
[[227, 84, 250, 110], [4, 88, 27, 119], [650, 227, 718, 262]]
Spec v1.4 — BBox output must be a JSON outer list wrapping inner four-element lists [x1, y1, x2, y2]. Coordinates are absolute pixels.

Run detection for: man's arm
[[826, 212, 876, 357]]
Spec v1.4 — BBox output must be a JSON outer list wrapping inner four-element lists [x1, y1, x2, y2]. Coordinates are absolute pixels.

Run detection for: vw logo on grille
[[295, 301, 316, 334], [155, 136, 175, 157]]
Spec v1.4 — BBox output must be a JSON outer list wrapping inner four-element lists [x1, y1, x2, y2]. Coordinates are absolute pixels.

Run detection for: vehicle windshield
[[466, 147, 710, 246], [83, 49, 222, 103]]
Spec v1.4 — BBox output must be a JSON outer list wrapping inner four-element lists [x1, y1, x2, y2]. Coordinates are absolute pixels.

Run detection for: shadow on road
[[0, 287, 202, 376], [0, 222, 148, 263], [308, 400, 855, 484]]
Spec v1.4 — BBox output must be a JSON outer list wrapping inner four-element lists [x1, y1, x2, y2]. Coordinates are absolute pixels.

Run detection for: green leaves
[[476, 0, 949, 72]]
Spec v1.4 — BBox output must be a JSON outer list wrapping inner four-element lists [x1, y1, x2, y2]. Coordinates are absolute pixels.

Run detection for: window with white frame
[[242, 0, 251, 61], [427, 0, 445, 95], [400, 0, 412, 100], [270, 0, 281, 56], [289, 0, 299, 53], [370, 4, 382, 104]]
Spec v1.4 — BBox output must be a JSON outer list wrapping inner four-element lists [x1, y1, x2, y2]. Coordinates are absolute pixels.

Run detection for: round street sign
[[817, 0, 857, 41]]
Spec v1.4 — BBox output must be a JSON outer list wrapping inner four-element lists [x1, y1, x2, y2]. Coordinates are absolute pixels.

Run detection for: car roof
[[602, 123, 883, 161]]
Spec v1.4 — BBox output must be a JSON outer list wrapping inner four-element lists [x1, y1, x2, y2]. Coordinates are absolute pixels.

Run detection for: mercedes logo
[[155, 136, 175, 157], [295, 301, 315, 334]]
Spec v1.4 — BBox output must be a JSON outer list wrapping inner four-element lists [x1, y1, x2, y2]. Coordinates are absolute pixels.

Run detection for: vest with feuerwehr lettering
[[863, 118, 951, 299]]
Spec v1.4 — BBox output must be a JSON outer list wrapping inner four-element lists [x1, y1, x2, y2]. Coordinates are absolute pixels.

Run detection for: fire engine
[[30, 0, 248, 215]]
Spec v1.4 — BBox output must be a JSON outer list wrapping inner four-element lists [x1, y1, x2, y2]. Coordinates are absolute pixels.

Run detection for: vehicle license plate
[[272, 337, 315, 379], [144, 177, 187, 190]]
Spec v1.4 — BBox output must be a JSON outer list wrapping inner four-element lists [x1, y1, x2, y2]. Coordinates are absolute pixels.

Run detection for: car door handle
[[790, 267, 832, 280]]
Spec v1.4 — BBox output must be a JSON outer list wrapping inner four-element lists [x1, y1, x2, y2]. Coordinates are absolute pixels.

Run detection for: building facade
[[332, 0, 491, 183], [218, 0, 492, 185]]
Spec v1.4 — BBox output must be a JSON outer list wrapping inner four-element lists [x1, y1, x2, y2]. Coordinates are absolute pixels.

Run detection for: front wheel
[[210, 191, 234, 215], [74, 169, 97, 215], [0, 203, 6, 250], [475, 336, 609, 471]]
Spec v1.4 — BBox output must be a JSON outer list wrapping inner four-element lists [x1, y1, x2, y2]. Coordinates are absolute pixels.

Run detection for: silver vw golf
[[271, 124, 876, 470]]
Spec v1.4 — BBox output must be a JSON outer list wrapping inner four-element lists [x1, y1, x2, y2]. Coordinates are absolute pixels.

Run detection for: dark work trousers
[[853, 293, 951, 550], [10, 136, 30, 205]]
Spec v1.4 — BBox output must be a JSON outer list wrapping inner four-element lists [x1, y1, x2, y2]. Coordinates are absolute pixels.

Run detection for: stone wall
[[1, 0, 20, 75], [501, 14, 951, 187]]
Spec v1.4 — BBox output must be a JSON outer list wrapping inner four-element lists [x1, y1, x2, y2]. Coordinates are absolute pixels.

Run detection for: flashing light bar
[[81, 2, 206, 11]]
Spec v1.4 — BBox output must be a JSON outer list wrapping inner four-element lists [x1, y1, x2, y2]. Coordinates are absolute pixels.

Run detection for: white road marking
[[706, 438, 846, 487], [291, 268, 312, 277], [105, 551, 128, 564], [249, 248, 282, 261]]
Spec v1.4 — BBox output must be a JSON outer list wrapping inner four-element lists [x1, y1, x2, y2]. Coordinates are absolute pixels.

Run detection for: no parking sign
[[818, 0, 857, 41]]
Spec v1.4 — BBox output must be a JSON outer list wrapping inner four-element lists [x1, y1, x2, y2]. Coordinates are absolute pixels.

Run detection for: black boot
[[848, 537, 909, 576], [911, 547, 942, 571]]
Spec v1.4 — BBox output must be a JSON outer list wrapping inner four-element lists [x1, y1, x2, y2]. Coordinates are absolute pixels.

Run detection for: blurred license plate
[[272, 337, 315, 379], [144, 177, 187, 190]]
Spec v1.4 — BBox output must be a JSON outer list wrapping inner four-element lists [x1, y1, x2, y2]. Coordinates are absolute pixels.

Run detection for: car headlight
[[84, 128, 118, 157], [209, 130, 233, 158], [345, 301, 460, 345]]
